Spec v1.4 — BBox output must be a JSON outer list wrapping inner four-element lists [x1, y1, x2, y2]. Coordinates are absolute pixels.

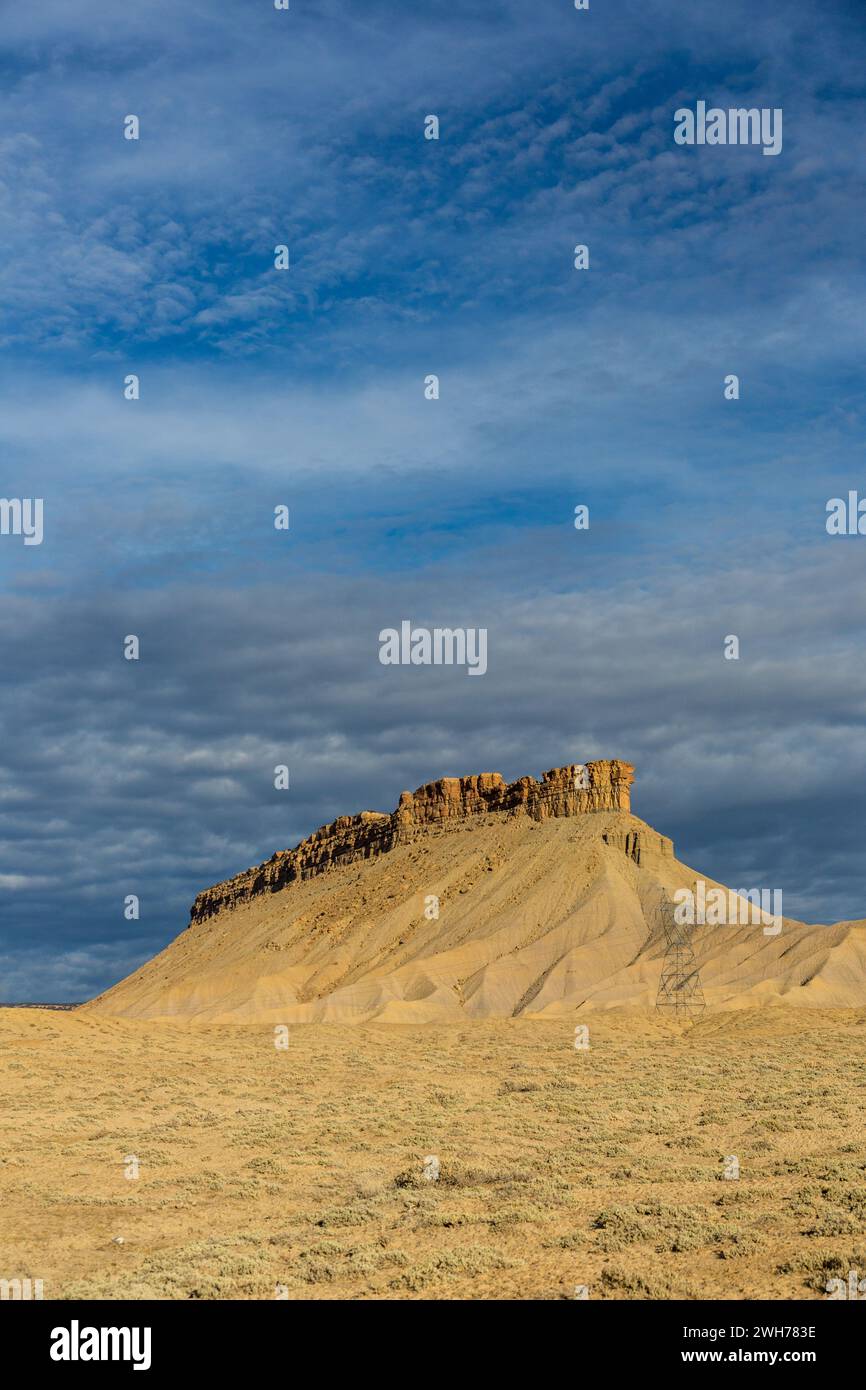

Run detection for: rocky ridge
[[189, 759, 636, 924]]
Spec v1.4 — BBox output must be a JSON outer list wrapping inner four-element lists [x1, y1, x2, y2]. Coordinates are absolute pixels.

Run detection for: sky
[[1, 0, 865, 1001]]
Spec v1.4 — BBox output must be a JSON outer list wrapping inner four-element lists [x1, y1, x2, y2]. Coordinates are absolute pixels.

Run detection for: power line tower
[[656, 896, 706, 1018]]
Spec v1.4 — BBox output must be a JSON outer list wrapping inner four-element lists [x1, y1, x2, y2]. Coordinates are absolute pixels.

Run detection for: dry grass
[[1, 1006, 865, 1299]]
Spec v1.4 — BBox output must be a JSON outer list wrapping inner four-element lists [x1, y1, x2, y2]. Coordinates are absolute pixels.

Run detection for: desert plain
[[4, 763, 866, 1301], [2, 1006, 865, 1300]]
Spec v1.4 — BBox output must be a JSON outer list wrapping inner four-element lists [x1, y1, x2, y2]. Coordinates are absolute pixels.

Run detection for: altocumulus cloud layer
[[1, 0, 865, 998]]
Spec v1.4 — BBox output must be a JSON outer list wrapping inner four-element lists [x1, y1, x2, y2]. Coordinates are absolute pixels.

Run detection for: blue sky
[[1, 0, 865, 1000]]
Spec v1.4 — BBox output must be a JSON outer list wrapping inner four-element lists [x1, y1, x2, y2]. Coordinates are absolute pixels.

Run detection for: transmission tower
[[655, 896, 706, 1017]]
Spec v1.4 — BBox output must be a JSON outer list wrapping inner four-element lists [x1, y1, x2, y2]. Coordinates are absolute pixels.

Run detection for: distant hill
[[0, 1002, 82, 1010], [83, 760, 866, 1022]]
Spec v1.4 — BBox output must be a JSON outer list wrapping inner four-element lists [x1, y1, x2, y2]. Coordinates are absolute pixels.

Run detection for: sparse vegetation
[[1, 1006, 864, 1299]]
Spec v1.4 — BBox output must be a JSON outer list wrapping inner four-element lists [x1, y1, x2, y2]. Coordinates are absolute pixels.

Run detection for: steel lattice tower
[[655, 897, 706, 1017]]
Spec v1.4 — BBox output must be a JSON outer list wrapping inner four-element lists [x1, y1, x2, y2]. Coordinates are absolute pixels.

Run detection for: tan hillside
[[84, 761, 866, 1022]]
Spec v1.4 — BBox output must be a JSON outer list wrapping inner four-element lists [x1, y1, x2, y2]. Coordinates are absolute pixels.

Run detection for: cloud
[[1, 0, 865, 998], [2, 540, 866, 998]]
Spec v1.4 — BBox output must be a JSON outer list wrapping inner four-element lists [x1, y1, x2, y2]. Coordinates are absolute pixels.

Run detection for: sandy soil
[[2, 1005, 865, 1300], [84, 813, 866, 1022]]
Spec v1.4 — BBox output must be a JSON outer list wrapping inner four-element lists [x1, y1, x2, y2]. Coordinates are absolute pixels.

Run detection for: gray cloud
[[1, 0, 865, 999], [2, 539, 865, 999]]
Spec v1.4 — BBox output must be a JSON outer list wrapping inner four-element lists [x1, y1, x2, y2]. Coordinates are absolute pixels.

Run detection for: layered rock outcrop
[[189, 759, 635, 924]]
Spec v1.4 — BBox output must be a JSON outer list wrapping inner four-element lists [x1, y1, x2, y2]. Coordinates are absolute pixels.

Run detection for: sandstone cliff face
[[189, 759, 635, 924]]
